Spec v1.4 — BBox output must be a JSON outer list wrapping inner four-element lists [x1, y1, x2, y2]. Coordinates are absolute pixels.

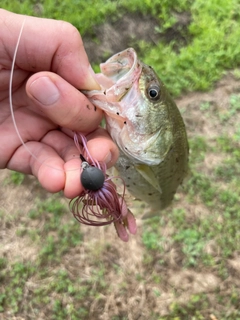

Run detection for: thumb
[[26, 72, 103, 133]]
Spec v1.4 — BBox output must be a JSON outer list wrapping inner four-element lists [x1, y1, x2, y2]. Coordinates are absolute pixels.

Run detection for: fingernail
[[30, 77, 60, 105], [84, 65, 101, 90], [104, 152, 112, 165]]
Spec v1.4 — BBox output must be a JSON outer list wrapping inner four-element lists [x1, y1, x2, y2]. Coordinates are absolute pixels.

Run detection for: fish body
[[85, 48, 188, 214]]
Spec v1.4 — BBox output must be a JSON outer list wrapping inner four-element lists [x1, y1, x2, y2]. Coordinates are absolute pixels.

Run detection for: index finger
[[0, 9, 99, 90]]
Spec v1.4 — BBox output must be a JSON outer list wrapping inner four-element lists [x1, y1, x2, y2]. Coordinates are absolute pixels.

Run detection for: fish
[[85, 48, 189, 216]]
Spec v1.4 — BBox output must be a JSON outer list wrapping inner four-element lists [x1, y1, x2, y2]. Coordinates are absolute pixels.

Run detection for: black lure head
[[80, 154, 105, 191]]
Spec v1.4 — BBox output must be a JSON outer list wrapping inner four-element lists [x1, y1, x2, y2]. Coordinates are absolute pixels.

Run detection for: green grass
[[143, 0, 240, 95], [0, 196, 85, 318], [2, 171, 25, 186], [219, 93, 240, 122], [0, 259, 100, 319], [0, 0, 191, 35], [0, 261, 36, 313], [20, 197, 84, 265]]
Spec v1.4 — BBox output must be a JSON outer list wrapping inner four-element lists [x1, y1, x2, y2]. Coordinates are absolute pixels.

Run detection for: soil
[[83, 12, 191, 63]]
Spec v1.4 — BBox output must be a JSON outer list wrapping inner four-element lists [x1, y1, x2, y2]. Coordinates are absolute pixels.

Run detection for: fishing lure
[[70, 132, 137, 242], [80, 154, 105, 191]]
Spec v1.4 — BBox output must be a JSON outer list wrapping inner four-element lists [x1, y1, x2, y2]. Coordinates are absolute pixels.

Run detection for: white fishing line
[[9, 18, 79, 172]]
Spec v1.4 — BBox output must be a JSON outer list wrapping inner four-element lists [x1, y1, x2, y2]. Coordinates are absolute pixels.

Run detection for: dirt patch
[[177, 72, 240, 140], [83, 12, 191, 63]]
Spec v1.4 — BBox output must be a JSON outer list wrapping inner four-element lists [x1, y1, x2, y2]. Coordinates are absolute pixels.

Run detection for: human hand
[[0, 9, 119, 198]]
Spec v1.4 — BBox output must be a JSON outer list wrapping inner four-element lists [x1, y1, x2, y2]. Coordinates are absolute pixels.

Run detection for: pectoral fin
[[135, 164, 162, 194], [109, 166, 119, 177]]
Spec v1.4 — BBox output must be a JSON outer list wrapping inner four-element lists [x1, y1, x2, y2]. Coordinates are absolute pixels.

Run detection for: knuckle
[[58, 21, 83, 46]]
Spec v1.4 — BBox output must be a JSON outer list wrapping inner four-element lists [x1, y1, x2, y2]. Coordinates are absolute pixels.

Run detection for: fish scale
[[85, 48, 188, 216]]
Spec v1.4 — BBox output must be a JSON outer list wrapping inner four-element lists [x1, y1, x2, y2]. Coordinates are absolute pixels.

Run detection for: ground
[[0, 11, 240, 320], [83, 12, 191, 64]]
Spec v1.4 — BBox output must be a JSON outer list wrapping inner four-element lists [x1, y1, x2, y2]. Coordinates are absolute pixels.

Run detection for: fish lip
[[98, 48, 142, 98], [83, 48, 141, 93], [100, 48, 139, 84], [83, 48, 142, 118]]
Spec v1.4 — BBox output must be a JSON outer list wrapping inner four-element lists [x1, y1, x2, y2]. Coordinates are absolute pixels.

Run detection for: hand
[[0, 9, 119, 198]]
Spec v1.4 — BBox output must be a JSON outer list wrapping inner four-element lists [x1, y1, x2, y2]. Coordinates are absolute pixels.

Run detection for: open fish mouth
[[99, 48, 139, 84], [84, 48, 142, 116]]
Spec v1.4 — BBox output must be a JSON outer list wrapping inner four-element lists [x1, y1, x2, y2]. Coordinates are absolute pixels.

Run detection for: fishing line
[[9, 18, 80, 173]]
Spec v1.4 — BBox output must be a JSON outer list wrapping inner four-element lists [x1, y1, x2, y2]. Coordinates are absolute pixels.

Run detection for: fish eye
[[147, 84, 161, 101]]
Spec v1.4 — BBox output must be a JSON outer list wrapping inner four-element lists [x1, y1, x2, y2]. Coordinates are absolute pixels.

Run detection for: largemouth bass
[[85, 48, 188, 216]]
